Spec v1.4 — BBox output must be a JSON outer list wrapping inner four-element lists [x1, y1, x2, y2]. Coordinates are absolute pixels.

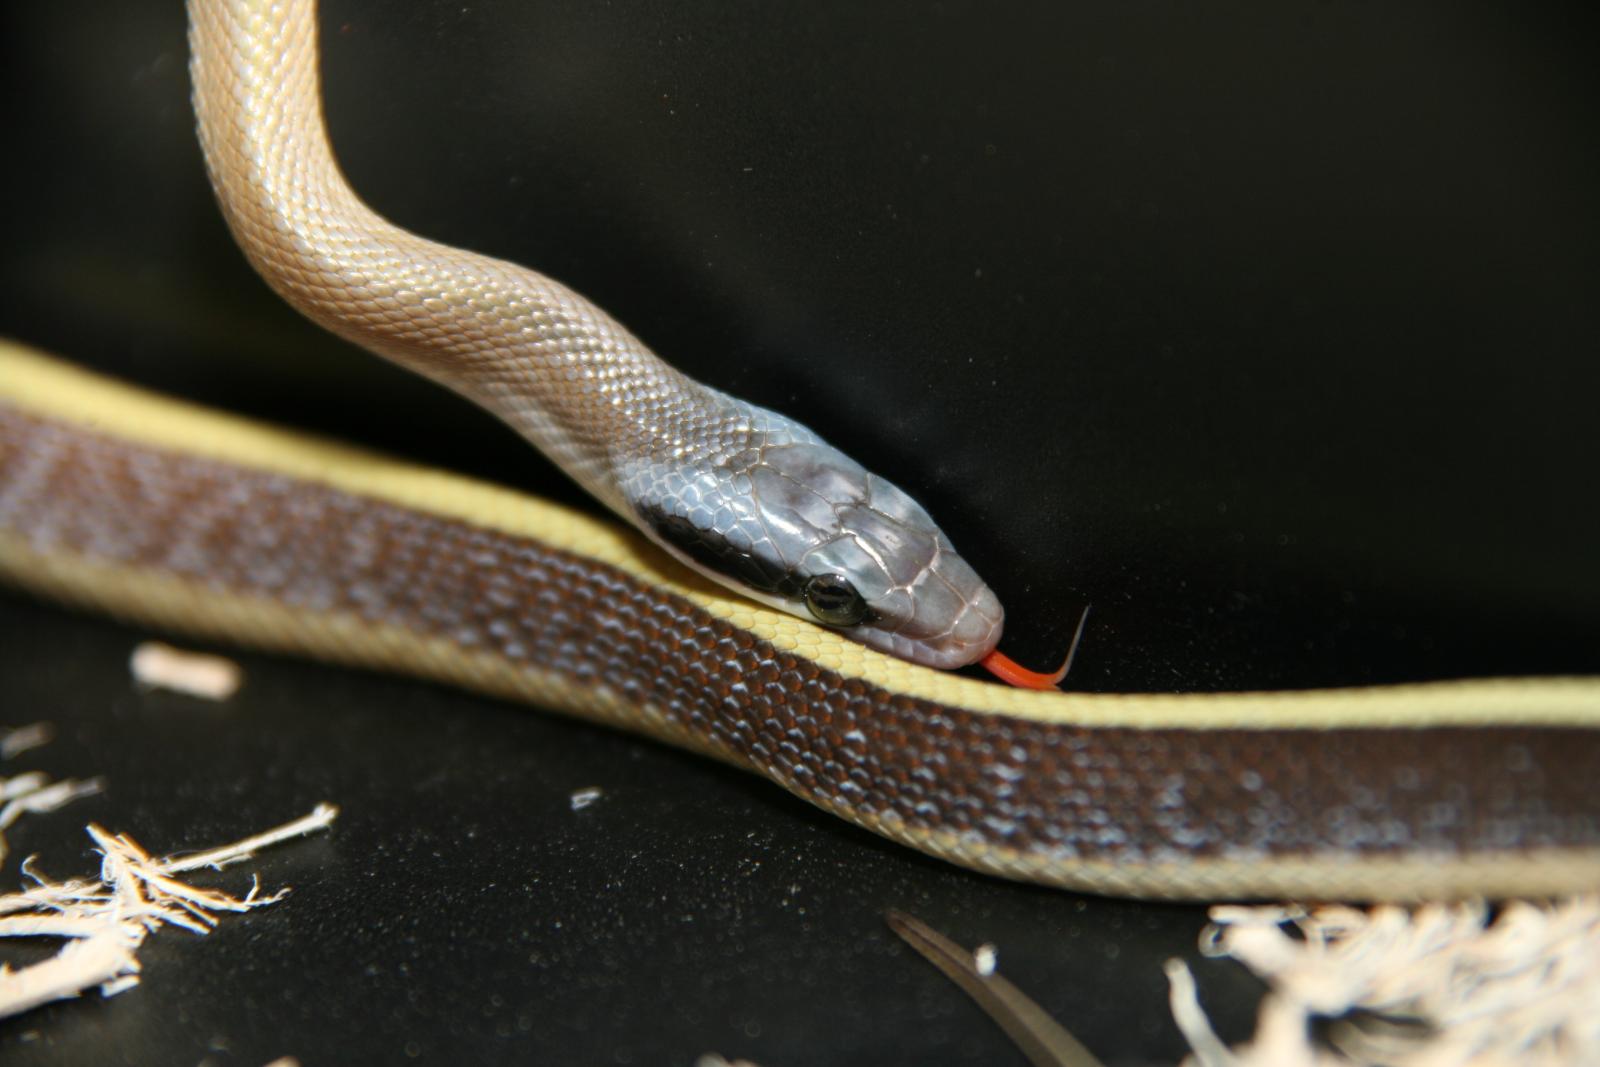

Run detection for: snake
[[1, 0, 1597, 900]]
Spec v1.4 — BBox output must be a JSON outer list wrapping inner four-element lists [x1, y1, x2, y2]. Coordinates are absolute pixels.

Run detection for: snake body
[[1, 0, 1598, 899]]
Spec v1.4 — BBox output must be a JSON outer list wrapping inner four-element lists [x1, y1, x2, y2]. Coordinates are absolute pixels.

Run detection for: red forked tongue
[[978, 605, 1091, 690]]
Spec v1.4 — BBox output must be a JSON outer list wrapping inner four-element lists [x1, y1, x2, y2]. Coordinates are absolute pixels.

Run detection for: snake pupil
[[803, 574, 867, 628]]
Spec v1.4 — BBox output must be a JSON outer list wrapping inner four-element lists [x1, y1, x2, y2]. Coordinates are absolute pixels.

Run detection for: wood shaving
[[569, 786, 604, 811], [129, 641, 243, 701], [1167, 897, 1600, 1067], [0, 804, 338, 1020], [0, 727, 102, 868], [973, 942, 998, 977], [0, 724, 52, 760]]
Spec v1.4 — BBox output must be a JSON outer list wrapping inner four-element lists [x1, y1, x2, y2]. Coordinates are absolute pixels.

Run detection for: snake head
[[624, 417, 1003, 670]]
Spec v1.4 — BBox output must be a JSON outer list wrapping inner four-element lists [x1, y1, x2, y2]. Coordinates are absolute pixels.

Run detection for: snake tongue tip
[[978, 605, 1091, 690], [979, 648, 1069, 690]]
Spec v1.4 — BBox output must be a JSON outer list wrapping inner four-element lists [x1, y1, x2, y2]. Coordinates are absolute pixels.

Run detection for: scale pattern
[[187, 0, 1001, 667]]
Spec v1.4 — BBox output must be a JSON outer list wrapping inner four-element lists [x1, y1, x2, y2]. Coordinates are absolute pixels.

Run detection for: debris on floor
[[1168, 898, 1600, 1067], [0, 724, 102, 868], [129, 641, 243, 701], [0, 803, 338, 1019]]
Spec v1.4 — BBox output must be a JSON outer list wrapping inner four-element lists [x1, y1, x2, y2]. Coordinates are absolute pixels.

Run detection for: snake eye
[[802, 573, 867, 627]]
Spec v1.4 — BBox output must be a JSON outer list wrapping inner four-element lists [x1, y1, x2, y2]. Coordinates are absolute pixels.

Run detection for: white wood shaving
[[129, 641, 243, 701], [569, 786, 604, 811], [0, 804, 338, 1020], [1167, 897, 1600, 1067], [98, 974, 142, 998], [0, 731, 103, 868], [0, 928, 143, 1018], [1165, 957, 1239, 1067], [1, 724, 52, 760], [160, 803, 338, 874], [1, 779, 106, 838]]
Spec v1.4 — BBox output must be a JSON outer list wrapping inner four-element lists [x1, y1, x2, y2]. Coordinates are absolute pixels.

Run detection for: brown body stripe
[[4, 402, 1596, 892]]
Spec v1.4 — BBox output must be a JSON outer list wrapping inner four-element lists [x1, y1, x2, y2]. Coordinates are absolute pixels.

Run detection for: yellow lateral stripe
[[3, 337, 1599, 729]]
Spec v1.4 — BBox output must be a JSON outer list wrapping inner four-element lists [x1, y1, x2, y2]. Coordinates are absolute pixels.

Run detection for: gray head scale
[[621, 402, 1004, 669]]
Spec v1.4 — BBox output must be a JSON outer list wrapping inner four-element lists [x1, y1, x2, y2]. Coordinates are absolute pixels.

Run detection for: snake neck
[[188, 0, 703, 512]]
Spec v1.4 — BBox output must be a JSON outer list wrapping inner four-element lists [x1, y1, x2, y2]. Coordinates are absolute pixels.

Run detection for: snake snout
[[881, 544, 1004, 669]]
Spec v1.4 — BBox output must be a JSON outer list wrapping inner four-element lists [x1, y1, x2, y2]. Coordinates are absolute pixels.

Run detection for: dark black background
[[1, 1, 1596, 1064]]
